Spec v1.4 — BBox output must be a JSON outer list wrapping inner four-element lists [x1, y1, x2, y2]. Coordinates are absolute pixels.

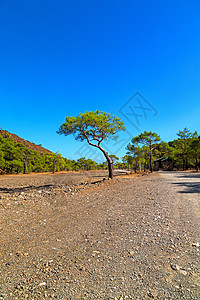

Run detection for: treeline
[[0, 134, 108, 174], [0, 127, 200, 175], [122, 128, 200, 172], [0, 135, 65, 174]]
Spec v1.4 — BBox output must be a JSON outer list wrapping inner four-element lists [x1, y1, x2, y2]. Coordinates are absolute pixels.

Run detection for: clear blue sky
[[1, 0, 200, 161]]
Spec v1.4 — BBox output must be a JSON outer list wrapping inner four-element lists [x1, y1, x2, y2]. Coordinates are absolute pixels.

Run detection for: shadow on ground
[[173, 181, 200, 193], [0, 184, 55, 194], [176, 172, 200, 179]]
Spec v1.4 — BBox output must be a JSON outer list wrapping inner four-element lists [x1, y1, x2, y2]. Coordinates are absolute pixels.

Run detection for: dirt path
[[0, 172, 199, 299]]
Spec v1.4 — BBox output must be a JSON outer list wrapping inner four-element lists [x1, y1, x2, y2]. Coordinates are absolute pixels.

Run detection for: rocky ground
[[0, 170, 199, 299]]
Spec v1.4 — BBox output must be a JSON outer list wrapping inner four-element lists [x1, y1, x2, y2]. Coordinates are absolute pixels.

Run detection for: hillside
[[0, 130, 52, 154]]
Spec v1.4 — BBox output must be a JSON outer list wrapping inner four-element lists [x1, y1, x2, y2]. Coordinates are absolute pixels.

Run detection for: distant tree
[[57, 111, 125, 179], [126, 143, 143, 172], [0, 149, 5, 171], [77, 157, 88, 170], [176, 128, 192, 170], [115, 161, 126, 169], [98, 161, 108, 170], [189, 132, 200, 171], [122, 155, 134, 170], [0, 136, 5, 171], [30, 150, 45, 173], [17, 144, 32, 174], [64, 159, 74, 171], [45, 153, 65, 173], [85, 158, 97, 170], [1, 138, 23, 173], [157, 141, 173, 159], [130, 131, 161, 172]]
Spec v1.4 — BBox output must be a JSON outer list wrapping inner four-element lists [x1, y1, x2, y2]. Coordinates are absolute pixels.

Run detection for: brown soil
[[0, 171, 199, 299]]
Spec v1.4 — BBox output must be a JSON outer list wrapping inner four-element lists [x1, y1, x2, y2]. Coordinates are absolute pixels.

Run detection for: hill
[[0, 130, 52, 154]]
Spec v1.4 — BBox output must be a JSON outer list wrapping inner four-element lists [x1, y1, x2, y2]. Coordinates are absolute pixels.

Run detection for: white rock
[[179, 270, 187, 276], [192, 242, 200, 247]]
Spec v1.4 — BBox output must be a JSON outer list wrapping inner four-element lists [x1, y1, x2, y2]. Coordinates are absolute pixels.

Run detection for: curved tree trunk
[[98, 146, 113, 179], [84, 133, 114, 179], [103, 151, 113, 179]]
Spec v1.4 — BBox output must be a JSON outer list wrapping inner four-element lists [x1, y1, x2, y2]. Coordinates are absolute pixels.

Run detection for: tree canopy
[[57, 110, 125, 144], [57, 110, 125, 178]]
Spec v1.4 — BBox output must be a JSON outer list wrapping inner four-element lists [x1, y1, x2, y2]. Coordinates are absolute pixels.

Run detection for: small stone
[[179, 270, 187, 276], [129, 250, 134, 257], [39, 282, 46, 286], [171, 264, 180, 271], [147, 290, 154, 298]]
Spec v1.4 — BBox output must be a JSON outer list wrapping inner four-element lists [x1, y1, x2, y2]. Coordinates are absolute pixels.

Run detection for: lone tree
[[57, 110, 125, 179]]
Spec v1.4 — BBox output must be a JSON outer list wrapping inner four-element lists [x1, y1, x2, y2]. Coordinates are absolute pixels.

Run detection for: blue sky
[[0, 0, 200, 161]]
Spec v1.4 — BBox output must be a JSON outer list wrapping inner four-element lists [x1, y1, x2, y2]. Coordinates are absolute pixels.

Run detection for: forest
[[0, 128, 199, 175]]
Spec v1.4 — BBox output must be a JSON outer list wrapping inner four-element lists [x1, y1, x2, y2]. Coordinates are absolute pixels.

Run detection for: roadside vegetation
[[0, 123, 199, 176], [124, 128, 200, 172]]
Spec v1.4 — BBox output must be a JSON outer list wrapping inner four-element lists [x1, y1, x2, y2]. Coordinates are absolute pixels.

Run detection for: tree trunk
[[99, 146, 113, 179], [23, 160, 27, 174], [195, 158, 198, 171], [84, 135, 114, 179], [53, 159, 55, 173], [108, 158, 113, 179], [150, 150, 153, 172], [186, 157, 188, 170], [139, 160, 141, 172]]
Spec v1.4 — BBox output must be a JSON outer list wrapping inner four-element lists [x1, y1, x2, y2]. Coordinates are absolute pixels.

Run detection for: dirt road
[[0, 171, 199, 299]]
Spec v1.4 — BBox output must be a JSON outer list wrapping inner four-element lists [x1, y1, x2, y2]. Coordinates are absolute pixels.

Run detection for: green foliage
[[57, 110, 125, 144], [0, 133, 101, 174], [58, 110, 126, 178], [126, 128, 200, 172], [0, 135, 69, 174], [77, 157, 97, 170], [45, 153, 66, 173], [129, 131, 161, 172], [132, 131, 161, 147]]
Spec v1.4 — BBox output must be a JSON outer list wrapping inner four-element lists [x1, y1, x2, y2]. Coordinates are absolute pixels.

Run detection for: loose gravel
[[0, 171, 199, 299]]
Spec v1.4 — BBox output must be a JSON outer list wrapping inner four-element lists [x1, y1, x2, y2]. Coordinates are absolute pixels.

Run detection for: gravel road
[[0, 171, 199, 299]]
